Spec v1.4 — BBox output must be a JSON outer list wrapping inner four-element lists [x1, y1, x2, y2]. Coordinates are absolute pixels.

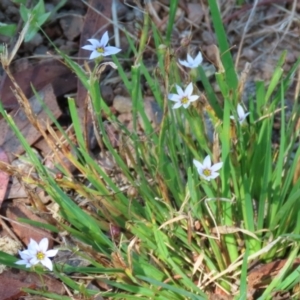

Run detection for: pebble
[[59, 14, 84, 41], [0, 0, 11, 10], [113, 95, 132, 113], [187, 3, 204, 25], [101, 85, 114, 106], [5, 6, 19, 22], [26, 33, 44, 49], [34, 45, 48, 55]]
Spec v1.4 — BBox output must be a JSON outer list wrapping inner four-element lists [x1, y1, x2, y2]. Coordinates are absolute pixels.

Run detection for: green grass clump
[[1, 1, 300, 299]]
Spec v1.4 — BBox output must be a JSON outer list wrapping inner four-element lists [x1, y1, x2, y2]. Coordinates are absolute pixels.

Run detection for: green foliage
[[0, 23, 17, 37], [20, 0, 50, 42], [1, 0, 300, 299], [11, 0, 27, 4], [1, 0, 67, 42]]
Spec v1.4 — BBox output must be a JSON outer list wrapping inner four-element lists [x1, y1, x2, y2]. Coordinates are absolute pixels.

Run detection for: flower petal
[[89, 51, 101, 60], [193, 159, 203, 170], [178, 59, 189, 68], [87, 39, 100, 47], [46, 249, 58, 258], [41, 257, 53, 271], [81, 45, 96, 51], [100, 31, 109, 47], [19, 250, 32, 261], [104, 46, 121, 56], [199, 173, 210, 181], [237, 104, 245, 117], [189, 95, 199, 102], [15, 259, 28, 266], [194, 52, 203, 66], [202, 155, 211, 168], [239, 112, 250, 124], [183, 103, 191, 109], [209, 172, 220, 179], [172, 102, 182, 109], [28, 239, 38, 252], [39, 238, 49, 252], [185, 82, 193, 96], [187, 54, 193, 63], [211, 162, 223, 172], [168, 94, 181, 102], [175, 84, 184, 95], [29, 257, 39, 266]]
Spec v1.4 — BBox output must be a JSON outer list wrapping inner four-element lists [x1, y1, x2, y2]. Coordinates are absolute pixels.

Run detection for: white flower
[[15, 250, 33, 268], [15, 238, 58, 271], [193, 155, 223, 181], [179, 52, 203, 68], [230, 104, 250, 124], [82, 31, 121, 60], [168, 82, 199, 109]]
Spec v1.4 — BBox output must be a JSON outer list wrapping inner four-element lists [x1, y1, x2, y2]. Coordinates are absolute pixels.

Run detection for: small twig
[[235, 0, 259, 69], [223, 0, 295, 24], [111, 0, 120, 48], [0, 217, 20, 243], [271, 0, 297, 53]]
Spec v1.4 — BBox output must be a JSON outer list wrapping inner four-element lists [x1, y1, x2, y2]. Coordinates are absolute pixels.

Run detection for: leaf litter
[[0, 0, 299, 298]]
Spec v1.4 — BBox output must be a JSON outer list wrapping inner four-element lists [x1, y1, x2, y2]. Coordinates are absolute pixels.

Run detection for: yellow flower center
[[181, 97, 189, 104], [96, 47, 105, 53], [203, 169, 211, 177], [36, 251, 45, 260]]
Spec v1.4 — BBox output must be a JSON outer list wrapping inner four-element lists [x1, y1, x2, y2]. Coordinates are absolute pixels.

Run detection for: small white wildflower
[[15, 250, 33, 268], [179, 52, 203, 69], [82, 31, 121, 60], [15, 238, 58, 271], [230, 104, 250, 124], [168, 82, 199, 109], [193, 155, 223, 181]]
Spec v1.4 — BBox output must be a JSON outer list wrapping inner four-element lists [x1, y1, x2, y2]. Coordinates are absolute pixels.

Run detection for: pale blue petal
[[100, 31, 109, 47], [189, 95, 199, 102], [211, 162, 223, 172], [103, 46, 121, 56], [28, 239, 38, 252], [209, 172, 220, 179], [81, 45, 95, 51], [203, 155, 211, 168], [41, 257, 53, 271], [187, 54, 193, 63], [87, 39, 100, 47], [168, 94, 181, 101], [199, 173, 210, 181], [15, 259, 32, 268], [39, 238, 49, 252], [178, 59, 189, 68], [239, 112, 250, 123], [185, 82, 193, 96], [46, 249, 58, 258], [172, 102, 182, 109], [193, 159, 203, 170], [89, 51, 102, 60], [29, 257, 39, 265], [237, 104, 245, 117], [15, 259, 27, 266], [194, 52, 203, 66], [19, 250, 32, 261], [175, 85, 184, 95]]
